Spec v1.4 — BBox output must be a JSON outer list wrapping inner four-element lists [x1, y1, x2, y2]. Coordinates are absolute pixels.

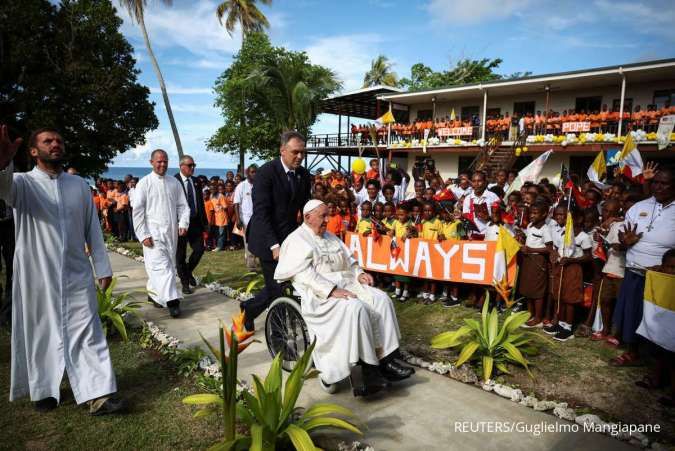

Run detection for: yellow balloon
[[352, 158, 366, 174], [515, 149, 522, 157], [522, 146, 528, 152]]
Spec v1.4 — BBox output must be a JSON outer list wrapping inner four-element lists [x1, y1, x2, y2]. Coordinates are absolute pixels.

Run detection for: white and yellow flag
[[636, 270, 675, 352], [375, 109, 395, 126], [493, 226, 521, 302], [616, 133, 643, 179], [587, 151, 607, 189]]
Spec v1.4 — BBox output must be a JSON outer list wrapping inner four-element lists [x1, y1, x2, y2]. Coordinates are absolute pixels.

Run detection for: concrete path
[[110, 252, 633, 451]]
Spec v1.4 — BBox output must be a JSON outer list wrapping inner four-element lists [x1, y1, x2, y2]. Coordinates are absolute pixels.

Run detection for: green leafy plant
[[431, 290, 539, 382], [96, 277, 143, 341], [183, 314, 362, 450], [201, 270, 227, 284], [239, 271, 265, 294], [169, 347, 208, 378]]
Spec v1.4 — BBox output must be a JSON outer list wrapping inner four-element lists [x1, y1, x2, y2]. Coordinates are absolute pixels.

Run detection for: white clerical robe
[[132, 171, 190, 306], [274, 223, 401, 384], [0, 163, 115, 404]]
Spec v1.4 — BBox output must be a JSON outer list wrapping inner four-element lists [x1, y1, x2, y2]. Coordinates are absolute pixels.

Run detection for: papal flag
[[616, 133, 643, 180], [587, 151, 607, 189], [505, 149, 554, 195], [493, 226, 521, 302], [450, 108, 456, 121], [561, 209, 575, 257], [637, 270, 675, 352], [375, 109, 395, 126]]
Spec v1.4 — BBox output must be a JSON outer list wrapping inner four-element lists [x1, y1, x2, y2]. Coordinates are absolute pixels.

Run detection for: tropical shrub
[[96, 277, 143, 341], [431, 290, 539, 382], [239, 271, 265, 294], [183, 313, 362, 450]]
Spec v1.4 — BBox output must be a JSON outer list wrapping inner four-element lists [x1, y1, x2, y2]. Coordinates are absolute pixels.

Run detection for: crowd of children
[[309, 158, 674, 357]]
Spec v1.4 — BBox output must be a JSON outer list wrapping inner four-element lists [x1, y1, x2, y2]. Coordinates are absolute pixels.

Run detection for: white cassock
[[132, 171, 190, 306], [274, 223, 401, 384], [0, 163, 115, 404]]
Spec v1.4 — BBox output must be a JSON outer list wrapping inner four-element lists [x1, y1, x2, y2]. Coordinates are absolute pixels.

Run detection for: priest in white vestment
[[132, 149, 190, 318], [0, 126, 122, 415], [274, 200, 413, 396]]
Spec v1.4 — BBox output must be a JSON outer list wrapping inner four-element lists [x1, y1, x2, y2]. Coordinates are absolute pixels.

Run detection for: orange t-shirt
[[366, 168, 379, 181], [114, 193, 129, 212], [93, 194, 102, 211], [599, 111, 609, 122], [212, 195, 228, 226], [204, 199, 215, 226], [326, 214, 344, 236]]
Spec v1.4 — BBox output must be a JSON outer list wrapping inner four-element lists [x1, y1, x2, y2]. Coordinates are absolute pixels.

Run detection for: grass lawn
[[0, 328, 223, 450], [109, 238, 675, 444]]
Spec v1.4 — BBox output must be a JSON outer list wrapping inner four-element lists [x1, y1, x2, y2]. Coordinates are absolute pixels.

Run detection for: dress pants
[[176, 221, 205, 284], [241, 258, 281, 321]]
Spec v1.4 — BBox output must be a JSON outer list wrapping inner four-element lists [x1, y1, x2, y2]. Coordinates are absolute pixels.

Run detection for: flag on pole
[[587, 151, 607, 189], [505, 149, 554, 195], [493, 226, 521, 302], [616, 133, 643, 180], [562, 210, 575, 257], [450, 108, 456, 121], [636, 270, 675, 352], [375, 109, 395, 126]]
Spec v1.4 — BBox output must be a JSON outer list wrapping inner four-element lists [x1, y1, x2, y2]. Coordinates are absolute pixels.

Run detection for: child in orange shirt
[[213, 184, 229, 251], [326, 201, 345, 238], [203, 187, 216, 250], [366, 159, 380, 182]]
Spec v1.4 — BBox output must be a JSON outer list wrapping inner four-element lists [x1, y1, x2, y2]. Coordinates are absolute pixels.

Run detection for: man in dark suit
[[175, 155, 208, 295], [242, 131, 311, 330]]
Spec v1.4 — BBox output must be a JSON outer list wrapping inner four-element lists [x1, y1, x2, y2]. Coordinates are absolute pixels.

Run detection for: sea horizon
[[101, 166, 237, 180]]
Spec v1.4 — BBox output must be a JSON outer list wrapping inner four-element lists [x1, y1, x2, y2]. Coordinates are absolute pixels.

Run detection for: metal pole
[[347, 115, 351, 145], [338, 113, 342, 147], [387, 101, 392, 148], [617, 70, 626, 137], [481, 88, 488, 141]]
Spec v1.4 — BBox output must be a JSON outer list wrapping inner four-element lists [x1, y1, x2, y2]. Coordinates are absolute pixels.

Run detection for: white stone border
[[400, 351, 667, 449]]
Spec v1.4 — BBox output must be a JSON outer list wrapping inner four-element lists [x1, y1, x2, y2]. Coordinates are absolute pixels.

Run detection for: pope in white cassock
[[0, 126, 123, 415], [274, 199, 414, 396], [132, 149, 190, 318]]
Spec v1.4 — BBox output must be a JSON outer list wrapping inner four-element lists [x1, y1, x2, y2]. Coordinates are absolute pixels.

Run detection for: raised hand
[[0, 125, 23, 169], [643, 161, 659, 181], [618, 222, 642, 247]]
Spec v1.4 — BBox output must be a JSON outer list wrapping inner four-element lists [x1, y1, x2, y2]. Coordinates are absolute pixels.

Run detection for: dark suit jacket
[[174, 173, 208, 231], [246, 158, 311, 260]]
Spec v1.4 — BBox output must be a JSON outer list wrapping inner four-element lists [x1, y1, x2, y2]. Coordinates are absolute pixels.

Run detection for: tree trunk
[[139, 14, 184, 159], [238, 32, 245, 173]]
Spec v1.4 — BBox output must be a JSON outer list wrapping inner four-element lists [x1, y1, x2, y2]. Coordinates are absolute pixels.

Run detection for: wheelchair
[[264, 283, 338, 393]]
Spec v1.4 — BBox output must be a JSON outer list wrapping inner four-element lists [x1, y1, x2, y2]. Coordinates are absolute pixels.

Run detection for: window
[[458, 156, 475, 173], [416, 109, 432, 121], [461, 106, 479, 121], [570, 156, 596, 178], [513, 101, 535, 116], [612, 98, 633, 112], [653, 89, 675, 109], [575, 96, 602, 113]]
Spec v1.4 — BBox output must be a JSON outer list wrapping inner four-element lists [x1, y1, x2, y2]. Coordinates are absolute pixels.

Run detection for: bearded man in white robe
[[274, 200, 414, 396], [132, 149, 190, 318], [0, 125, 122, 415]]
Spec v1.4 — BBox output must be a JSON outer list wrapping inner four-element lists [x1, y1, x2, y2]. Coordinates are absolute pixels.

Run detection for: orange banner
[[345, 232, 497, 285]]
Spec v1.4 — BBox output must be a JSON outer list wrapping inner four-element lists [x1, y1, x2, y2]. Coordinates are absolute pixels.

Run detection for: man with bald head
[[132, 149, 190, 318]]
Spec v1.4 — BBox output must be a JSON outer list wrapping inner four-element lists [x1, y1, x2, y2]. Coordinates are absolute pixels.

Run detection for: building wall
[[408, 80, 675, 120]]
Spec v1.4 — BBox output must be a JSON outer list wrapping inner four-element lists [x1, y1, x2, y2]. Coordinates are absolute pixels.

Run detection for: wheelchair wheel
[[265, 297, 310, 372]]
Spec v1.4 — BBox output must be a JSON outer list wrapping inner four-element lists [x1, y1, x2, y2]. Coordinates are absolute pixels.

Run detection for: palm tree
[[248, 55, 341, 137], [119, 0, 184, 158], [216, 0, 272, 171], [362, 55, 398, 88]]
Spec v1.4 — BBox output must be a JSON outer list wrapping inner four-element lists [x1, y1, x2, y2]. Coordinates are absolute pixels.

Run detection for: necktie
[[186, 178, 196, 217], [287, 170, 296, 196]]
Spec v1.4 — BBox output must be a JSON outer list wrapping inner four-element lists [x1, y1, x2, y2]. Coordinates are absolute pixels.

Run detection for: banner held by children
[[344, 232, 516, 285]]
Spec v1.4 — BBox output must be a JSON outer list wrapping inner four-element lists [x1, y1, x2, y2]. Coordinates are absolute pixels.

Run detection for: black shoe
[[34, 397, 58, 412], [167, 300, 181, 318], [147, 296, 162, 308], [543, 323, 561, 335], [352, 365, 389, 397], [189, 276, 197, 287], [240, 305, 255, 332], [89, 396, 125, 416], [553, 327, 574, 342], [181, 283, 193, 295], [442, 297, 461, 308], [379, 360, 414, 381]]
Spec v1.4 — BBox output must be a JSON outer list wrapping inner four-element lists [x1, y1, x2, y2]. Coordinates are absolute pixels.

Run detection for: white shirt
[[233, 179, 254, 227], [558, 230, 592, 258], [488, 182, 509, 193], [526, 223, 553, 248], [127, 187, 136, 206], [393, 178, 409, 205], [603, 221, 626, 278], [624, 197, 675, 270], [463, 190, 500, 234], [451, 185, 473, 200], [352, 186, 367, 206]]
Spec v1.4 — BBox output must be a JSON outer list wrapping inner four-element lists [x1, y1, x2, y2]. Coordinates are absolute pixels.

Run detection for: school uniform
[[550, 230, 592, 305], [519, 223, 552, 299], [421, 218, 442, 240]]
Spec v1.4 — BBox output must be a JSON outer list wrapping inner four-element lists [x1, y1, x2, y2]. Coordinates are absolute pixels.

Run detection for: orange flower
[[224, 311, 255, 352], [493, 278, 511, 304]]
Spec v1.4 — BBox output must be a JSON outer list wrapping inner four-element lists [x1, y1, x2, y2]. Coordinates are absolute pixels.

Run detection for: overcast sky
[[112, 0, 675, 168]]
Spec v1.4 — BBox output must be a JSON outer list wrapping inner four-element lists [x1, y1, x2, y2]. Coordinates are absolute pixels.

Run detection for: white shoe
[[422, 292, 429, 299]]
